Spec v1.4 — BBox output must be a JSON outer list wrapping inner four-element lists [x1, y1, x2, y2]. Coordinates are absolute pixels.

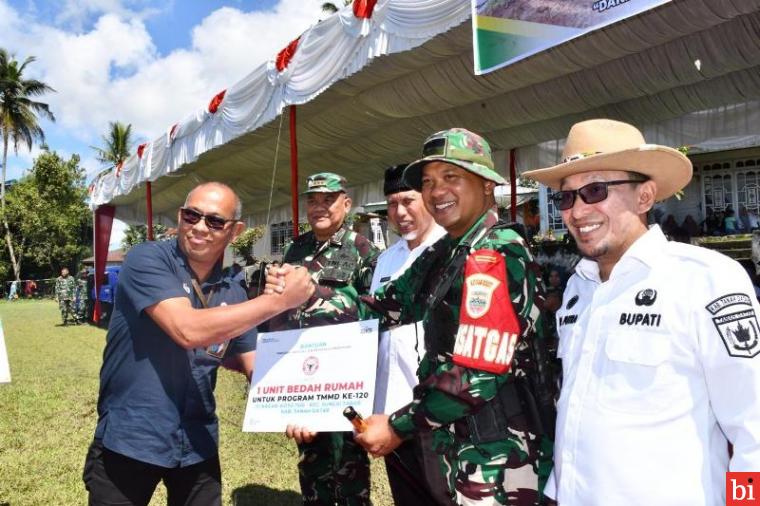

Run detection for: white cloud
[[0, 0, 324, 158], [109, 218, 128, 250], [54, 0, 165, 32]]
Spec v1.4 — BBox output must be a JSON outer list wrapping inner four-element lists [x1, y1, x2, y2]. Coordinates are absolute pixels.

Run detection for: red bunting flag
[[276, 37, 300, 72], [353, 0, 377, 18], [208, 89, 226, 114], [137, 143, 147, 159]]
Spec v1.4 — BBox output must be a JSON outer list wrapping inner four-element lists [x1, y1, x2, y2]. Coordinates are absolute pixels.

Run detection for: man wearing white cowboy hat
[[523, 119, 760, 506]]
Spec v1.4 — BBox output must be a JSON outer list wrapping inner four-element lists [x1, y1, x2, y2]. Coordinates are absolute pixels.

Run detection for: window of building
[[701, 158, 760, 218], [270, 221, 294, 255]]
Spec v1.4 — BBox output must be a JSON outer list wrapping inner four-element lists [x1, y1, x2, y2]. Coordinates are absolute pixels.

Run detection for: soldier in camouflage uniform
[[269, 172, 380, 505], [75, 269, 89, 324], [353, 129, 555, 505], [55, 267, 77, 325]]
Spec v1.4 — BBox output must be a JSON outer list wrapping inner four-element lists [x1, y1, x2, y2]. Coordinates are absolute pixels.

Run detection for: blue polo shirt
[[94, 239, 257, 468]]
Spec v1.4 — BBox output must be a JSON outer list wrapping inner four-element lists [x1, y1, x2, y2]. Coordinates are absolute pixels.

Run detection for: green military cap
[[302, 172, 348, 194], [403, 128, 507, 191]]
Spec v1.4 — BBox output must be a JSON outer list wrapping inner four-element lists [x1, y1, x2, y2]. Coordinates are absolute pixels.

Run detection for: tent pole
[[146, 182, 154, 241], [510, 148, 517, 222], [289, 105, 299, 238]]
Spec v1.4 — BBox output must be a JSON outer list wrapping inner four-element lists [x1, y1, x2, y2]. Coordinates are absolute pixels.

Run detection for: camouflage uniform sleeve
[[359, 239, 446, 324], [353, 240, 380, 296], [390, 232, 542, 438]]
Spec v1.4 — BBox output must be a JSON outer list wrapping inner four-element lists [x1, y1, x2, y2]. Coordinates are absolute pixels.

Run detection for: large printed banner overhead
[[472, 0, 671, 75]]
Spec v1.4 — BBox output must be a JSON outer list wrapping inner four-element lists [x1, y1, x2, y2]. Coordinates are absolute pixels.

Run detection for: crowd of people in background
[[701, 204, 760, 236]]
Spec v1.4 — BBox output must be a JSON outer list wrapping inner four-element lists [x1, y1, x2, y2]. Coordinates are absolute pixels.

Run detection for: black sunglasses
[[551, 179, 647, 211], [180, 207, 237, 230]]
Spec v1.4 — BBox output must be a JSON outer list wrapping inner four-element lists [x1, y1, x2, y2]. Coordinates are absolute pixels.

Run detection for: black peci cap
[[383, 164, 413, 196]]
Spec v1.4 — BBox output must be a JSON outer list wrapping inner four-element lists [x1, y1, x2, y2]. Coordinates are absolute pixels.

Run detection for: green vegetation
[[122, 223, 171, 252], [3, 149, 91, 280], [230, 226, 266, 264], [0, 300, 392, 505], [0, 48, 56, 281], [91, 121, 134, 168]]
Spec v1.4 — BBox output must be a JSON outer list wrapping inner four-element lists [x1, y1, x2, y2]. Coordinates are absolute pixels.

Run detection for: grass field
[[0, 299, 392, 505]]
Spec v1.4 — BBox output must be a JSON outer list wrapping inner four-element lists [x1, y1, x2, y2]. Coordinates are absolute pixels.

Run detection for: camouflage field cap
[[403, 128, 507, 191], [302, 172, 348, 194]]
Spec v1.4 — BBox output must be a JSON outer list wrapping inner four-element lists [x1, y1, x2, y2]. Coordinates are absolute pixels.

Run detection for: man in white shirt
[[523, 119, 760, 506], [370, 164, 445, 506]]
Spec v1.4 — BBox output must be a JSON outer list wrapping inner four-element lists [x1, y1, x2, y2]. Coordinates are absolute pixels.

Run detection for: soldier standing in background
[[269, 172, 380, 505], [55, 267, 77, 325], [75, 269, 89, 324]]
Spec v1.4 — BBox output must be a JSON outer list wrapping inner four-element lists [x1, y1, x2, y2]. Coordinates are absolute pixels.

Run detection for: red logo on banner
[[727, 473, 760, 505], [452, 249, 521, 374]]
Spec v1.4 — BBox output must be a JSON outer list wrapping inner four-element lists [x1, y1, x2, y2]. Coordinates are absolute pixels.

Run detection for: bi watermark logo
[[727, 473, 759, 505]]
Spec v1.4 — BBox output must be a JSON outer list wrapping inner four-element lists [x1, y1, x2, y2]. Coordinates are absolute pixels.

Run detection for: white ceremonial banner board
[[243, 319, 378, 433], [0, 318, 11, 383]]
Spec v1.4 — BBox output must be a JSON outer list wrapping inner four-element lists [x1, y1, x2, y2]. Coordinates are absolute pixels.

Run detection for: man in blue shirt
[[83, 182, 314, 506]]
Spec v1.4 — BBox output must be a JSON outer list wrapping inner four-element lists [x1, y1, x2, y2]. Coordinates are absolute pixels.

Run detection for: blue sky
[[0, 0, 326, 246], [0, 0, 325, 182]]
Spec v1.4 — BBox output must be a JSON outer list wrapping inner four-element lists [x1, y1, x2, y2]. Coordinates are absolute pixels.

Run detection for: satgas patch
[[566, 295, 579, 310], [706, 293, 760, 358], [453, 249, 520, 374]]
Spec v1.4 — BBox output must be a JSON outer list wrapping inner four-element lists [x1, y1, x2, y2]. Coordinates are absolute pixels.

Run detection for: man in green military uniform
[[55, 267, 77, 325], [269, 172, 380, 505], [75, 269, 89, 324], [352, 129, 555, 505]]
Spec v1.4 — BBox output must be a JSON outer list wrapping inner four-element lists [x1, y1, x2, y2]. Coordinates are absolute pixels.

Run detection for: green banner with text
[[473, 0, 671, 75]]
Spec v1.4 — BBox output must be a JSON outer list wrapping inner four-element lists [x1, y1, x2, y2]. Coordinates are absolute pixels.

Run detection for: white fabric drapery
[[89, 0, 760, 228], [89, 0, 469, 208]]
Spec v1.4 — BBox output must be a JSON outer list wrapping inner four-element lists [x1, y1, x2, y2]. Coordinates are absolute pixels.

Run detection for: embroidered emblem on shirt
[[566, 294, 579, 310], [183, 282, 191, 294], [635, 288, 657, 306], [706, 293, 752, 314], [559, 314, 578, 326], [380, 276, 391, 283], [707, 293, 760, 358]]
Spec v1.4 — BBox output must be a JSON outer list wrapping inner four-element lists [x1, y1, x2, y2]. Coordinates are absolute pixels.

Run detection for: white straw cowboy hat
[[522, 119, 692, 201]]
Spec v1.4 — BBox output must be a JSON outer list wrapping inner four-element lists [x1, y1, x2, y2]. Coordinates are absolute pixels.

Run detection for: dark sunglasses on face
[[180, 207, 236, 230], [551, 179, 647, 211]]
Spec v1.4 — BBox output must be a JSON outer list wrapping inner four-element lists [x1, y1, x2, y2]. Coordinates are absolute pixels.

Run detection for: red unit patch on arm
[[452, 249, 521, 374]]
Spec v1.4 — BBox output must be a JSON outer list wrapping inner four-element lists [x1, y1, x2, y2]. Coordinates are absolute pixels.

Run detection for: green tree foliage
[[0, 48, 56, 207], [0, 48, 56, 281], [230, 225, 265, 264], [121, 223, 170, 252], [91, 121, 133, 167], [321, 0, 352, 14], [2, 149, 90, 280]]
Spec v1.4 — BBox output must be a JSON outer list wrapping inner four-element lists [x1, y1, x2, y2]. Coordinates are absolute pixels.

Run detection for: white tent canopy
[[90, 0, 760, 225]]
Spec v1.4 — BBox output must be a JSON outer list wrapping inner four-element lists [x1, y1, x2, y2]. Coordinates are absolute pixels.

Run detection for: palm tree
[[321, 0, 352, 14], [0, 48, 55, 282], [0, 48, 56, 210], [91, 121, 133, 167]]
